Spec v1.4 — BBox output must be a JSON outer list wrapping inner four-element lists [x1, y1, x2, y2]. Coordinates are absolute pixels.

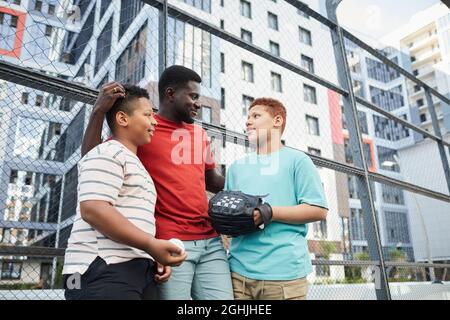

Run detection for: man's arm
[[80, 200, 187, 266], [81, 82, 125, 156], [205, 169, 225, 193]]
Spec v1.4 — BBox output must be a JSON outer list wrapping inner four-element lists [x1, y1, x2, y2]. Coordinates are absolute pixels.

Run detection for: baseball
[[169, 238, 185, 254]]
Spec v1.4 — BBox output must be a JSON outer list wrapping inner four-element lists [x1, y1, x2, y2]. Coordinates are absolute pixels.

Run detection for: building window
[[347, 176, 358, 199], [268, 12, 278, 31], [269, 41, 280, 57], [382, 184, 405, 205], [221, 124, 226, 148], [350, 208, 366, 241], [240, 0, 251, 18], [241, 28, 252, 44], [115, 23, 147, 84], [95, 18, 113, 74], [373, 114, 409, 141], [34, 0, 43, 11], [270, 72, 282, 92], [420, 113, 427, 122], [100, 0, 111, 18], [35, 94, 43, 107], [308, 147, 321, 156], [69, 8, 95, 63], [366, 57, 400, 82], [1, 261, 22, 280], [378, 146, 400, 172], [9, 170, 18, 184], [385, 211, 410, 243], [10, 15, 18, 28], [182, 0, 211, 12], [201, 106, 212, 123], [417, 98, 424, 107], [21, 92, 29, 104], [221, 88, 225, 109], [369, 85, 404, 112], [358, 111, 368, 135], [242, 95, 254, 116], [220, 0, 224, 7], [344, 140, 373, 169], [45, 25, 52, 37], [299, 27, 312, 45], [167, 17, 212, 87], [242, 61, 254, 83], [303, 84, 317, 104], [352, 80, 364, 98], [300, 54, 314, 73], [220, 19, 224, 29], [306, 115, 319, 136], [119, 0, 144, 38], [220, 53, 225, 73], [48, 4, 56, 15]]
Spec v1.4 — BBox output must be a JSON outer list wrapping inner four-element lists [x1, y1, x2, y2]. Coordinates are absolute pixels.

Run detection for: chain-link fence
[[0, 0, 450, 300]]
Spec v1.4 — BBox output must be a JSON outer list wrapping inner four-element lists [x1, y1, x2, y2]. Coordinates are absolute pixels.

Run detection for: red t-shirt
[[137, 114, 218, 240]]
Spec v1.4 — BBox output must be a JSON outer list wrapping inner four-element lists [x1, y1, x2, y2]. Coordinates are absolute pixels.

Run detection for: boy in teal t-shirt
[[225, 98, 328, 300]]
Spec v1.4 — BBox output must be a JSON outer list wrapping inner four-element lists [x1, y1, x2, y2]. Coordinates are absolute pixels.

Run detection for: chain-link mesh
[[0, 0, 449, 300]]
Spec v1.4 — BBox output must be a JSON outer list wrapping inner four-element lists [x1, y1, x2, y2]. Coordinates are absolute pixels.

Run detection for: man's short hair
[[249, 98, 287, 134], [158, 65, 202, 101], [106, 84, 150, 132]]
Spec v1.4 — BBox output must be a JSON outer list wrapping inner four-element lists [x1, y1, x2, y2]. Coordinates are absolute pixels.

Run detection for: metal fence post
[[424, 88, 450, 282], [325, 0, 391, 300], [424, 89, 450, 193], [50, 175, 65, 289], [158, 0, 169, 76]]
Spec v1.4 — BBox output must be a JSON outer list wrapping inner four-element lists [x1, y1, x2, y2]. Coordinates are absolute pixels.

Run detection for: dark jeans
[[63, 256, 156, 300]]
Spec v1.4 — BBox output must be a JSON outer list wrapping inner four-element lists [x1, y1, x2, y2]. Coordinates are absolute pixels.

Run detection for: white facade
[[382, 2, 450, 137], [397, 134, 450, 262], [380, 2, 450, 264], [345, 41, 417, 259]]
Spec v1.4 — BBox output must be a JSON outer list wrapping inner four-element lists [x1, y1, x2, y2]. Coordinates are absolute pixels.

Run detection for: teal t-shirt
[[225, 146, 328, 280]]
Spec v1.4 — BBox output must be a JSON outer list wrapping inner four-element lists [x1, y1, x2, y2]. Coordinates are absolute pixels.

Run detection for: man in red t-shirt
[[81, 66, 233, 300]]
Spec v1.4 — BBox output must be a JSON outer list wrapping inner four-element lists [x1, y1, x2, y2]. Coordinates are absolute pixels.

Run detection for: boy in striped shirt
[[62, 84, 187, 300]]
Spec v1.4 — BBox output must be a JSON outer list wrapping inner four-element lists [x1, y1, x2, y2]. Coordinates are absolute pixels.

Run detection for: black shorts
[[63, 256, 156, 300]]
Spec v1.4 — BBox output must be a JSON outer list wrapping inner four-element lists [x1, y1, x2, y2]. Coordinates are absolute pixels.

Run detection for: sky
[[337, 0, 441, 43]]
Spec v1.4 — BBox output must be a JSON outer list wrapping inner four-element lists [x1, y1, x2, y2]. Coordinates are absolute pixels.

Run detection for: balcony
[[416, 66, 435, 79], [409, 33, 438, 53], [411, 49, 441, 68]]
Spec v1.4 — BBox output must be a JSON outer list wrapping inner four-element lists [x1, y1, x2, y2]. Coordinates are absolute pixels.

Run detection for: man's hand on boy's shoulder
[[93, 82, 126, 114]]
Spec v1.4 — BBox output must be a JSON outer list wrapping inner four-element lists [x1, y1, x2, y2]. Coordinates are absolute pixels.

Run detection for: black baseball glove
[[208, 190, 273, 237]]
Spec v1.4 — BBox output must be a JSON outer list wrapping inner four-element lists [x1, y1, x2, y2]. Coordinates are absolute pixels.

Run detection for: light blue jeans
[[157, 236, 233, 300]]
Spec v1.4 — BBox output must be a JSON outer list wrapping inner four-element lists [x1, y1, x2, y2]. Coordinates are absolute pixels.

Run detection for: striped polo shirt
[[62, 140, 157, 275]]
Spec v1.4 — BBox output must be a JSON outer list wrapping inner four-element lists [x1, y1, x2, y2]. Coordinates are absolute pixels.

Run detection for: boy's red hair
[[249, 98, 287, 133]]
